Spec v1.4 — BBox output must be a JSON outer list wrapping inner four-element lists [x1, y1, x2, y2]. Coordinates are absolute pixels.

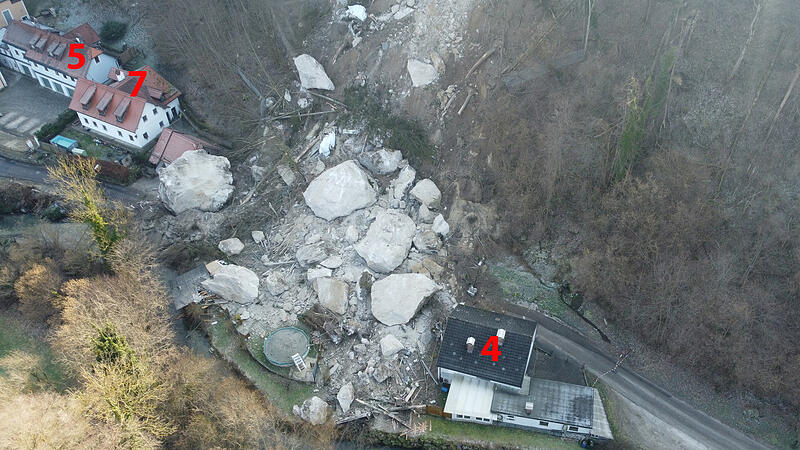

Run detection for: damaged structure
[[437, 305, 613, 441]]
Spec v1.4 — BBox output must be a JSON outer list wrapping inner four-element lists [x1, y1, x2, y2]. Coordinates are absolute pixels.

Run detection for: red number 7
[[481, 336, 501, 361], [128, 70, 147, 97], [67, 43, 85, 69]]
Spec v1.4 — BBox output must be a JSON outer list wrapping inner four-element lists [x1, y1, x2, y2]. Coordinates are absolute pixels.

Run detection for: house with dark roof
[[69, 66, 181, 148], [0, 20, 118, 97], [436, 305, 613, 442]]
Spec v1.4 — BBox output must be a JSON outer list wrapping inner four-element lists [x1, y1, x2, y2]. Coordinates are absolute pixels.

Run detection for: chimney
[[466, 337, 475, 354], [497, 328, 506, 346], [524, 402, 533, 415], [115, 69, 125, 82]]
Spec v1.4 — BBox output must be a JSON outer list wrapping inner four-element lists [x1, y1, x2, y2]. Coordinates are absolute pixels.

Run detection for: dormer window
[[114, 97, 131, 123], [79, 85, 96, 110], [96, 92, 113, 116]]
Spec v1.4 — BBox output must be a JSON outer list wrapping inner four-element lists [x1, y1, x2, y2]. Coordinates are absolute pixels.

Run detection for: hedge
[[35, 110, 77, 141]]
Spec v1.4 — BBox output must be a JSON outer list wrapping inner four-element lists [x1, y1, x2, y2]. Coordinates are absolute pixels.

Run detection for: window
[[506, 416, 515, 421], [539, 421, 549, 426], [463, 416, 471, 420], [568, 426, 579, 432], [158, 121, 164, 128], [93, 121, 98, 127], [2, 10, 12, 26], [94, 56, 100, 63], [142, 114, 147, 122], [455, 414, 462, 419], [39, 78, 51, 89], [143, 132, 149, 140], [129, 135, 134, 141], [153, 108, 157, 115], [102, 125, 107, 131], [81, 117, 88, 124], [118, 131, 123, 137], [483, 418, 490, 422]]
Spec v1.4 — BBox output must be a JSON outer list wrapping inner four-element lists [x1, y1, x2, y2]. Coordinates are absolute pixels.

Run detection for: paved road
[[0, 154, 145, 204], [534, 326, 770, 449]]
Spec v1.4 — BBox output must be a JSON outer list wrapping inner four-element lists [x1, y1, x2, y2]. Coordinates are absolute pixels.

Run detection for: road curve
[[0, 154, 145, 204]]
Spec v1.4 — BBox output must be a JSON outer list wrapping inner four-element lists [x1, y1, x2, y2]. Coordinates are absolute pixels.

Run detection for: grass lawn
[[61, 129, 117, 159], [422, 415, 577, 449], [0, 314, 71, 392], [203, 310, 314, 414], [487, 262, 568, 319]]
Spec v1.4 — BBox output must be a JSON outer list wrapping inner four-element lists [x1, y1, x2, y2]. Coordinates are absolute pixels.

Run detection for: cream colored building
[[0, 0, 29, 27]]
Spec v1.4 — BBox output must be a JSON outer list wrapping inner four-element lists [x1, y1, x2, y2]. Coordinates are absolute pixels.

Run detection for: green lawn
[[487, 262, 568, 318], [424, 415, 577, 449], [203, 310, 314, 414], [0, 315, 71, 392], [61, 129, 116, 160]]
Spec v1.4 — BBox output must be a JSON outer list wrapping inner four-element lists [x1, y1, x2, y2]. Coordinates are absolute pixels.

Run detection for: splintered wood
[[401, 420, 432, 439]]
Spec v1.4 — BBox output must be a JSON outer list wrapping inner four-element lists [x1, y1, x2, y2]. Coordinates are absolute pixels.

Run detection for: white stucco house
[[0, 20, 118, 97], [436, 305, 614, 443], [68, 66, 181, 148]]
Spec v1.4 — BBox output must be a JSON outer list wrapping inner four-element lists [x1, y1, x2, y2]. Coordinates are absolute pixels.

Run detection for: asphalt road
[[0, 154, 145, 204], [534, 326, 770, 449]]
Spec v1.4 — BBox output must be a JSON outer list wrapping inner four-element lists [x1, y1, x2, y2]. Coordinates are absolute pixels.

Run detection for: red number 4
[[128, 70, 147, 97], [481, 336, 501, 361], [67, 43, 85, 69]]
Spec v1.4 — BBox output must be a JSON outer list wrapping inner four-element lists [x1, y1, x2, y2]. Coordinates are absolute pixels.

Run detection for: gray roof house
[[436, 304, 613, 442]]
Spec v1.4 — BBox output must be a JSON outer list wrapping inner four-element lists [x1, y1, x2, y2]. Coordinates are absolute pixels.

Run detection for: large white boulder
[[410, 178, 441, 208], [201, 263, 259, 304], [293, 54, 335, 91], [407, 59, 438, 87], [432, 214, 450, 236], [358, 149, 403, 175], [293, 396, 329, 425], [354, 210, 416, 273], [303, 160, 376, 221], [218, 238, 244, 256], [371, 273, 440, 325], [313, 277, 349, 315], [337, 382, 355, 413], [390, 165, 416, 200], [157, 150, 234, 214]]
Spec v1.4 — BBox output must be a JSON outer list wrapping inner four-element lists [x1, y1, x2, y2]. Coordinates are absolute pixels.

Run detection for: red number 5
[[128, 70, 147, 97], [481, 336, 501, 361], [67, 43, 85, 69]]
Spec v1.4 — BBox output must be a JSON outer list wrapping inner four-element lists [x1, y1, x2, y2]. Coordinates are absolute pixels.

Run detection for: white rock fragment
[[358, 149, 403, 175], [371, 273, 440, 325], [346, 4, 367, 21], [380, 334, 405, 358], [344, 225, 360, 243], [410, 178, 441, 208], [390, 165, 416, 200], [201, 263, 260, 304], [293, 54, 335, 91], [321, 255, 343, 269], [319, 131, 336, 157], [251, 230, 265, 243], [418, 204, 435, 223], [354, 210, 416, 273], [337, 383, 355, 413], [313, 277, 349, 315], [265, 270, 290, 296], [413, 227, 442, 253], [296, 242, 328, 266], [303, 160, 377, 221], [307, 267, 332, 281], [276, 164, 296, 186], [394, 6, 414, 20], [218, 238, 244, 256], [157, 150, 234, 214], [407, 59, 438, 87], [293, 396, 329, 425], [432, 214, 450, 236]]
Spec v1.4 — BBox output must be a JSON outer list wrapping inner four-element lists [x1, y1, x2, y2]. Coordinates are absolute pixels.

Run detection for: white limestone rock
[[410, 179, 441, 208], [432, 214, 450, 236], [390, 165, 416, 199], [313, 277, 349, 315], [413, 227, 442, 253], [358, 149, 403, 175], [158, 150, 234, 214], [293, 396, 329, 425], [303, 160, 377, 221], [380, 334, 405, 358], [218, 238, 244, 256], [264, 270, 290, 296], [277, 164, 296, 186], [418, 204, 436, 223], [293, 54, 335, 91], [337, 383, 355, 413], [321, 255, 343, 269], [371, 273, 440, 325], [344, 225, 360, 243], [251, 230, 265, 243], [407, 59, 438, 87], [307, 267, 332, 281], [346, 4, 367, 21], [296, 242, 328, 266], [201, 264, 260, 304], [354, 210, 416, 273]]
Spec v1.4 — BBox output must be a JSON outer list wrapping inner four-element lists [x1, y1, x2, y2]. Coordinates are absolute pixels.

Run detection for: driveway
[[0, 67, 71, 137]]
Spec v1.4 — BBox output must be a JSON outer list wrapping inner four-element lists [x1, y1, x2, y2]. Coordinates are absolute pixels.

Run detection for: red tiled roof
[[110, 65, 181, 107], [63, 23, 101, 46], [148, 128, 215, 165], [2, 20, 102, 78], [69, 78, 145, 133]]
